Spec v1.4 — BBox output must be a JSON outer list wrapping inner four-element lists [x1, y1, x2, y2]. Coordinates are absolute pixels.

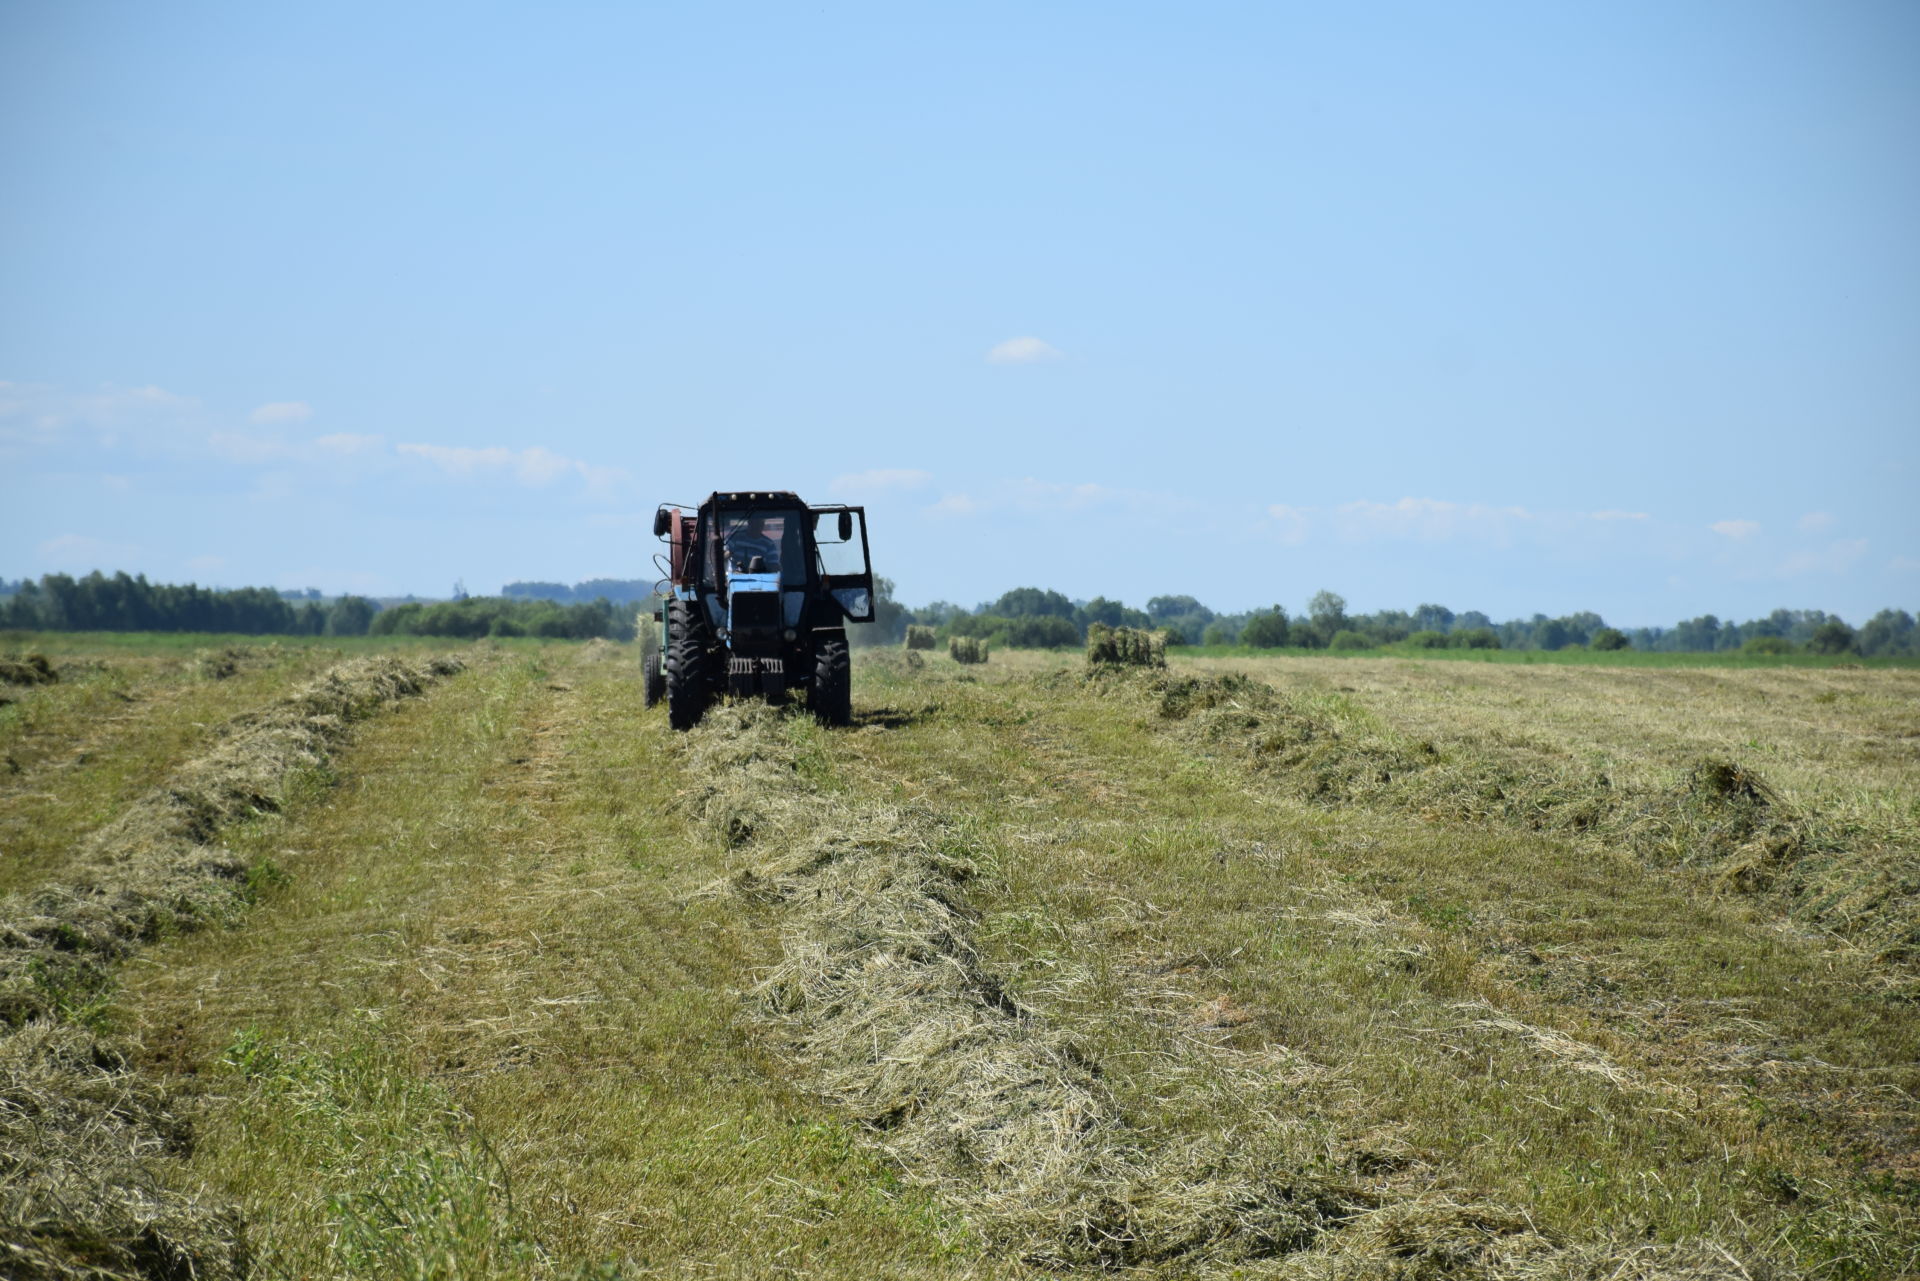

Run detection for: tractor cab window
[[722, 511, 803, 584]]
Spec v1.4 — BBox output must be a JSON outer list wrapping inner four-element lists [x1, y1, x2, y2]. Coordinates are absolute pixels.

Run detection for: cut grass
[[0, 642, 356, 896], [838, 653, 1918, 1276], [115, 646, 1002, 1278], [1169, 643, 1920, 669], [12, 637, 1913, 1278]]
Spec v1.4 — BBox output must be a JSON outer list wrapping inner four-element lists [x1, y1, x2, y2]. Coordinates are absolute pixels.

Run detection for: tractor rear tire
[[666, 600, 713, 731], [812, 634, 851, 727]]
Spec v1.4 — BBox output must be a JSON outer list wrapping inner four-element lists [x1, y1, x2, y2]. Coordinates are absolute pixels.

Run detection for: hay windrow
[[0, 1021, 249, 1281], [1, 653, 60, 686], [0, 653, 463, 1280], [1070, 667, 1919, 989], [674, 700, 1766, 1276], [1, 654, 466, 1025]]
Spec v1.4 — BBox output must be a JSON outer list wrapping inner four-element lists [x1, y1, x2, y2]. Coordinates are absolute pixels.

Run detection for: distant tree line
[[855, 583, 1920, 657], [502, 578, 657, 605], [0, 571, 378, 636], [7, 570, 1913, 655], [0, 571, 638, 642], [371, 596, 636, 640]]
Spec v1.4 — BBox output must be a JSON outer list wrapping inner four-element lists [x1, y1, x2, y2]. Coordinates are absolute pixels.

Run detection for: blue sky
[[3, 1, 1915, 625]]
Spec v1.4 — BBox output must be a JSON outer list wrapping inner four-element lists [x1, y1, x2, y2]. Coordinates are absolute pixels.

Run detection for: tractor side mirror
[[652, 507, 671, 537], [837, 511, 853, 542]]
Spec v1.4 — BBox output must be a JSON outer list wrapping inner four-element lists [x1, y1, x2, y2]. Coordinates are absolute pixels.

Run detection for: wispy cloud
[[831, 468, 931, 494], [314, 433, 384, 455], [396, 441, 625, 492], [206, 431, 296, 464], [36, 532, 145, 569], [1589, 509, 1650, 521], [1710, 519, 1761, 539], [0, 381, 201, 453], [1336, 497, 1535, 544], [1265, 504, 1313, 545], [1778, 539, 1867, 577], [249, 401, 313, 424], [986, 336, 1063, 365], [1797, 511, 1834, 533]]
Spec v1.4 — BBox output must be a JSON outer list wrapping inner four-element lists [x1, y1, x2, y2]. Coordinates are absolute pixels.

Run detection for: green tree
[[325, 596, 377, 636], [1239, 608, 1290, 648], [1808, 620, 1856, 654], [1305, 590, 1347, 646]]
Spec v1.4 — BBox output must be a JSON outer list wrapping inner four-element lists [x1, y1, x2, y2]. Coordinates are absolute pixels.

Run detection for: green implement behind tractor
[[644, 491, 874, 730]]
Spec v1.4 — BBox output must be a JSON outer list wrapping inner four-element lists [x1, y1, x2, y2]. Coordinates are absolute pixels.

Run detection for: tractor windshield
[[721, 510, 804, 584]]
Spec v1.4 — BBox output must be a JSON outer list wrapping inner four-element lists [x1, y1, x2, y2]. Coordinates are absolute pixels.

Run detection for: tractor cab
[[647, 490, 874, 728]]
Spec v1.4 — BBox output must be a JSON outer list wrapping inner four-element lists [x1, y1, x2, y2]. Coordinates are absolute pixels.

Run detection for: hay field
[[1, 636, 1914, 1279]]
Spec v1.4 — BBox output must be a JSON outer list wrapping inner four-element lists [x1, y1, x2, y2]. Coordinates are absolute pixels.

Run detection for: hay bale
[[949, 636, 989, 665], [1086, 624, 1166, 669], [905, 625, 937, 651], [0, 654, 57, 686]]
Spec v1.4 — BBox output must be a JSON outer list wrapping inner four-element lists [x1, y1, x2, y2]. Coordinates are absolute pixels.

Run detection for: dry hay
[[191, 647, 246, 681], [1, 654, 59, 686], [905, 625, 938, 651], [950, 636, 989, 665], [1086, 623, 1167, 669], [0, 1022, 248, 1281], [576, 637, 625, 664], [0, 654, 462, 1281], [678, 705, 1361, 1267], [671, 703, 1770, 1276], [1073, 668, 1920, 991]]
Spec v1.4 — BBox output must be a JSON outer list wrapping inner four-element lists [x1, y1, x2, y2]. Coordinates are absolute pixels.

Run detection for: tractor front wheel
[[812, 633, 851, 727], [665, 600, 713, 731]]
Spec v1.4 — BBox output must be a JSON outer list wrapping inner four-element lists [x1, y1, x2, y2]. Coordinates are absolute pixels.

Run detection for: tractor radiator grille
[[729, 657, 784, 675], [729, 591, 780, 629]]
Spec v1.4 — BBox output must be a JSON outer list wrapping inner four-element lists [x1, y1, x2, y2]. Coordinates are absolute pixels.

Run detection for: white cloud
[[1890, 556, 1920, 574], [1710, 519, 1761, 539], [397, 441, 626, 492], [1797, 511, 1834, 533], [249, 401, 313, 424], [832, 468, 931, 494], [986, 336, 1063, 364], [186, 554, 227, 573], [927, 493, 978, 517]]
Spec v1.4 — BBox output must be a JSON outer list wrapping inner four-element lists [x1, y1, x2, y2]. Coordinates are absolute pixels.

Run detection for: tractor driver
[[725, 513, 783, 574]]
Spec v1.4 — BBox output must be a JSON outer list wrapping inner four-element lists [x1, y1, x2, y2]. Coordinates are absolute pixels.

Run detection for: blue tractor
[[645, 491, 874, 730]]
